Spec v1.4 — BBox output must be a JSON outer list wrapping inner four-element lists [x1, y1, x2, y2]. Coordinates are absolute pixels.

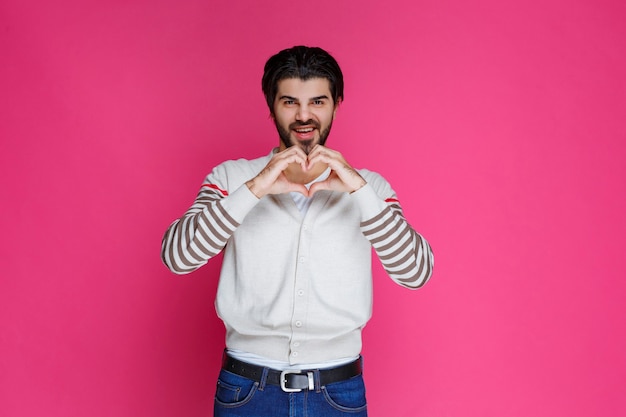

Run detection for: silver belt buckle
[[280, 370, 315, 392]]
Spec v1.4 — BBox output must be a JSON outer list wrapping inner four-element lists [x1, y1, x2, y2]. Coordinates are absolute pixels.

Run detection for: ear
[[333, 100, 341, 117]]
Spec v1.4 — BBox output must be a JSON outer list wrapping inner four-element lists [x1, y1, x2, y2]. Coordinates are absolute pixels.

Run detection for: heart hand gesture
[[246, 145, 366, 198]]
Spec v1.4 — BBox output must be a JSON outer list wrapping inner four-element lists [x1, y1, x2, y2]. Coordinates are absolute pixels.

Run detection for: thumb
[[288, 183, 310, 197], [308, 180, 330, 197]]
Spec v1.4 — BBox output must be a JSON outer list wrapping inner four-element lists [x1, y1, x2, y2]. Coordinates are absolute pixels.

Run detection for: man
[[162, 46, 434, 416]]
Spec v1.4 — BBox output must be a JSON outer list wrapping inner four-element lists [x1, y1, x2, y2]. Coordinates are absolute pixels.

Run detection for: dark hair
[[261, 46, 344, 113]]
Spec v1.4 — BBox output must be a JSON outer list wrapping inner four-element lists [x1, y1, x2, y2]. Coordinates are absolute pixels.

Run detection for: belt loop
[[313, 369, 321, 393], [258, 366, 269, 391]]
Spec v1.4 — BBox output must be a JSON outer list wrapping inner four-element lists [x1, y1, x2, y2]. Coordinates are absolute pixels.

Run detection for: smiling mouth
[[292, 124, 317, 142]]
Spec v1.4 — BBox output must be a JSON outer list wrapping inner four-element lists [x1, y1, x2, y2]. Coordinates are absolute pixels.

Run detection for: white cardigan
[[162, 150, 433, 365]]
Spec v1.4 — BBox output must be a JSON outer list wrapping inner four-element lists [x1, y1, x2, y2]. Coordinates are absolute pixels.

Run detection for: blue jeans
[[214, 366, 368, 416]]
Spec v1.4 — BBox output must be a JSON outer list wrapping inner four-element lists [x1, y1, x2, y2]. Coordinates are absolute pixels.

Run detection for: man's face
[[272, 77, 338, 155]]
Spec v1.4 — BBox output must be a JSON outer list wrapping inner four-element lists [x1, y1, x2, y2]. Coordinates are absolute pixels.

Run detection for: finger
[[307, 150, 340, 170], [282, 146, 309, 160], [306, 147, 331, 169], [307, 144, 326, 159], [307, 182, 324, 197], [284, 148, 309, 170], [288, 183, 310, 197], [289, 154, 308, 172], [308, 144, 330, 156], [273, 152, 307, 173], [309, 176, 337, 194]]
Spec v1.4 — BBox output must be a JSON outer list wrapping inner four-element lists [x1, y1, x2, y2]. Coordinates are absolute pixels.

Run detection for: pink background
[[1, 0, 625, 416]]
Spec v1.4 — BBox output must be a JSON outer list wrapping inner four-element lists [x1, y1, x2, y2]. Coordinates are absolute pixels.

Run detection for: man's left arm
[[307, 145, 434, 289], [351, 174, 434, 289]]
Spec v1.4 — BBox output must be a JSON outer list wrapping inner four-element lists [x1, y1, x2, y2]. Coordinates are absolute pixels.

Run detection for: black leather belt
[[222, 354, 362, 392]]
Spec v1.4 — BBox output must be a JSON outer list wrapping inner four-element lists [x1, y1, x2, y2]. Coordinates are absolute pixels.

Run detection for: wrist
[[246, 179, 264, 199], [349, 180, 367, 194]]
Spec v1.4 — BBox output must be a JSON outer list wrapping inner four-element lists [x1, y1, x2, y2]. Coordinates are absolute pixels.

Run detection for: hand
[[307, 145, 366, 196], [246, 147, 310, 198]]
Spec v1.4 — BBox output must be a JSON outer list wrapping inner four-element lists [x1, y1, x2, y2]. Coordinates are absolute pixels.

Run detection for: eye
[[312, 99, 325, 106], [283, 100, 296, 106]]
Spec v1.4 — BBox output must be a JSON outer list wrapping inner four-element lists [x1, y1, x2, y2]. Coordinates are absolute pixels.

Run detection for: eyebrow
[[278, 95, 330, 102]]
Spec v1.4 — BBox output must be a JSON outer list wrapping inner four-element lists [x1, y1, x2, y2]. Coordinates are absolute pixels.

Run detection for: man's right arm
[[162, 147, 310, 274], [161, 172, 259, 275]]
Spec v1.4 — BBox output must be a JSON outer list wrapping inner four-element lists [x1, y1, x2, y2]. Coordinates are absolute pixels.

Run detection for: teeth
[[296, 128, 314, 133]]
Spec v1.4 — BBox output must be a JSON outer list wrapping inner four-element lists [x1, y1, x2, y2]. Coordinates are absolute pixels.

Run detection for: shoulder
[[211, 150, 273, 177], [357, 168, 390, 188], [204, 150, 274, 190], [357, 168, 384, 181], [218, 150, 273, 173]]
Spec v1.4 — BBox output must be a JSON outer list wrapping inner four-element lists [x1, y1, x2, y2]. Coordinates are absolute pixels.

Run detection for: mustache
[[289, 120, 320, 129]]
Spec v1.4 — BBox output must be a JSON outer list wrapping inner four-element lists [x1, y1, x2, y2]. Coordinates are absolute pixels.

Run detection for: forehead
[[275, 77, 332, 100]]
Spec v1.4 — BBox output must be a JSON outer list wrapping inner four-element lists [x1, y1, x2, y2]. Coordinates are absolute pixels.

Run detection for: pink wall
[[1, 0, 625, 416]]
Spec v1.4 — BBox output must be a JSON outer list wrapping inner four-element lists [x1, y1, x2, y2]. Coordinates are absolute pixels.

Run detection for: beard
[[275, 119, 333, 155]]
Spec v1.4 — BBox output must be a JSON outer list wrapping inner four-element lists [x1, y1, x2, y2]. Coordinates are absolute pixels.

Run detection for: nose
[[296, 104, 311, 122]]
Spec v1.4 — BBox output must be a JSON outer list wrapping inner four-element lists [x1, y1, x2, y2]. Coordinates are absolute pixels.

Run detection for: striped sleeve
[[352, 177, 434, 289], [161, 179, 258, 275], [361, 201, 434, 288]]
